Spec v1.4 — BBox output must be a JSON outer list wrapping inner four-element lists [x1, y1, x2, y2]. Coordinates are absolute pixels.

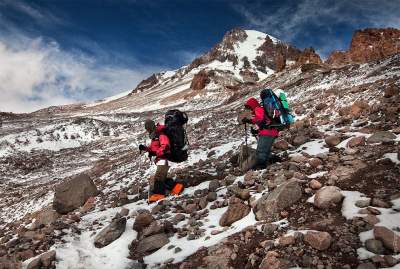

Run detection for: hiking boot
[[148, 194, 165, 203], [170, 183, 184, 195]]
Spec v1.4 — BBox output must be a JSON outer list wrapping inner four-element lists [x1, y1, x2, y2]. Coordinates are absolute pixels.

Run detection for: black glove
[[250, 127, 258, 137], [139, 144, 146, 152], [242, 118, 252, 124]]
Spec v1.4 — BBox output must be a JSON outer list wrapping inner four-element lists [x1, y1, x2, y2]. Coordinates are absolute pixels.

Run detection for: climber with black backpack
[[139, 110, 188, 202], [241, 88, 294, 170]]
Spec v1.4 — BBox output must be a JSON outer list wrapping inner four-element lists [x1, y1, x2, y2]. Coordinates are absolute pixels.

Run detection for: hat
[[144, 119, 156, 134]]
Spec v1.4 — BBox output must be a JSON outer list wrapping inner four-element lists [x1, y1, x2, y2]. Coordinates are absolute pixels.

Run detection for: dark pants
[[255, 136, 275, 169]]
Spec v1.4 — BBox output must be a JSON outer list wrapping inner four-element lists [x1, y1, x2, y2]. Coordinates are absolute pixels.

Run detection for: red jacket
[[145, 124, 171, 162], [245, 98, 279, 137]]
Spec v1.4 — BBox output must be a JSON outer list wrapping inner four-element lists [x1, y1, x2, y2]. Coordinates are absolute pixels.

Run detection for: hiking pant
[[150, 165, 169, 195], [255, 136, 275, 168]]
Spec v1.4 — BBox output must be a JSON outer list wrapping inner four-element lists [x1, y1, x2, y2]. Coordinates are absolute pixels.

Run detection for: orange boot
[[170, 183, 184, 195], [148, 194, 165, 203]]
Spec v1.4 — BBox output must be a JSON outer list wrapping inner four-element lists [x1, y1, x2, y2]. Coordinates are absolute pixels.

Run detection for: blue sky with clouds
[[0, 0, 399, 112]]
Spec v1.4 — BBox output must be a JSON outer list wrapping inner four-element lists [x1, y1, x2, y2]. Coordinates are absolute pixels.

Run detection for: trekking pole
[[244, 123, 248, 147]]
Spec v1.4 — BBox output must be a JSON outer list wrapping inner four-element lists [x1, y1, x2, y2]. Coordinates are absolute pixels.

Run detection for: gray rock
[[207, 192, 218, 202], [356, 262, 376, 269], [263, 223, 278, 236], [365, 239, 385, 254], [208, 180, 220, 192], [94, 217, 126, 248], [53, 173, 98, 214], [255, 180, 302, 221], [238, 145, 256, 172], [314, 186, 343, 209], [355, 199, 370, 208], [367, 131, 396, 144], [133, 211, 154, 232], [136, 233, 169, 253]]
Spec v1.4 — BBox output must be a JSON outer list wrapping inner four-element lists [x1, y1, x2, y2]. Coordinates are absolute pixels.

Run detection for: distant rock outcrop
[[326, 28, 400, 66]]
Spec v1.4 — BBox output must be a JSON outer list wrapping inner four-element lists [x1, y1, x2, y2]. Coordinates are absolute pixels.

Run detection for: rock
[[31, 206, 60, 228], [279, 235, 295, 246], [263, 223, 278, 236], [259, 251, 289, 269], [172, 214, 185, 224], [120, 208, 129, 216], [347, 136, 366, 148], [219, 202, 250, 226], [185, 203, 197, 214], [274, 140, 289, 150], [135, 233, 169, 254], [53, 173, 99, 214], [141, 221, 164, 238], [325, 135, 341, 147], [365, 239, 385, 254], [229, 185, 251, 200], [355, 199, 371, 208], [292, 135, 307, 146], [238, 145, 257, 172], [94, 217, 126, 248], [350, 100, 369, 117], [371, 198, 390, 208], [27, 250, 56, 269], [374, 226, 400, 252], [363, 214, 380, 225], [383, 255, 398, 267], [256, 180, 302, 221], [309, 158, 323, 168], [309, 179, 322, 190], [207, 192, 217, 202], [356, 263, 376, 269], [367, 131, 396, 144], [314, 186, 343, 209], [304, 231, 332, 250], [384, 84, 399, 98], [208, 180, 220, 192], [133, 211, 154, 232], [190, 70, 210, 91]]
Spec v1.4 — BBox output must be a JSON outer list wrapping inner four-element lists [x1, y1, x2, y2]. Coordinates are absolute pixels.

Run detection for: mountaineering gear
[[163, 109, 189, 163], [142, 123, 171, 164], [148, 194, 165, 203], [244, 98, 279, 137], [171, 183, 184, 195], [260, 89, 294, 130], [255, 136, 275, 170]]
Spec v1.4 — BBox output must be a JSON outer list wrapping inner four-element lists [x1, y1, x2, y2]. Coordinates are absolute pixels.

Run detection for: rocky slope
[[0, 28, 399, 269]]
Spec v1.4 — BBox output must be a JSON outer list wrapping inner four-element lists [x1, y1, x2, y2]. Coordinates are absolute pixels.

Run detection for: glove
[[139, 144, 146, 152], [241, 118, 252, 124], [250, 127, 258, 137]]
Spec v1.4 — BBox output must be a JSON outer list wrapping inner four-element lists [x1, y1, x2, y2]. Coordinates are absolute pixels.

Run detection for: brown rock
[[279, 235, 295, 246], [296, 47, 322, 65], [135, 233, 169, 254], [132, 74, 159, 93], [274, 140, 289, 150], [374, 226, 400, 252], [325, 135, 341, 147], [347, 136, 366, 148], [190, 70, 210, 91], [309, 158, 323, 168], [259, 251, 289, 269], [367, 131, 396, 144], [309, 179, 322, 190], [314, 186, 343, 209], [363, 214, 380, 225], [94, 217, 126, 248], [31, 206, 60, 227], [133, 211, 154, 233], [384, 84, 399, 98], [219, 202, 250, 226], [304, 231, 332, 250], [53, 173, 99, 214]]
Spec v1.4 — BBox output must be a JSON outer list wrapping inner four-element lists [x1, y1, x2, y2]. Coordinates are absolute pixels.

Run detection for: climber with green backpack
[[241, 88, 294, 170]]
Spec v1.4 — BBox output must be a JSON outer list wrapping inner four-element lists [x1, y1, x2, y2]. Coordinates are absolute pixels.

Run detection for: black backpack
[[163, 109, 189, 163]]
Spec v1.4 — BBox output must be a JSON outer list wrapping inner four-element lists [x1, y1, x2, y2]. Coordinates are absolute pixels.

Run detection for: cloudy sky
[[0, 0, 399, 113]]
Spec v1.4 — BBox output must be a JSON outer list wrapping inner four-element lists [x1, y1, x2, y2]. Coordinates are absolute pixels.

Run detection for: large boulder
[[30, 206, 60, 228], [367, 131, 396, 144], [27, 250, 56, 269], [53, 173, 98, 214], [238, 145, 257, 172], [94, 216, 126, 248], [219, 201, 250, 226], [255, 180, 302, 221], [314, 186, 343, 209], [135, 233, 169, 254], [133, 211, 155, 233], [325, 135, 341, 147], [374, 226, 400, 253]]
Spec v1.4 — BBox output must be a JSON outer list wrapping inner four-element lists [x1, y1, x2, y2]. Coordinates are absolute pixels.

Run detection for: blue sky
[[0, 0, 399, 112]]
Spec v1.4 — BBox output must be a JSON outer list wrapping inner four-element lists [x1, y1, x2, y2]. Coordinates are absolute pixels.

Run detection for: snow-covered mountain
[[0, 28, 400, 269]]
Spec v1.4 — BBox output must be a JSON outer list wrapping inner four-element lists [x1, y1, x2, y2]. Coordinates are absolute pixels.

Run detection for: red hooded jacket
[[245, 98, 279, 137], [145, 124, 171, 162]]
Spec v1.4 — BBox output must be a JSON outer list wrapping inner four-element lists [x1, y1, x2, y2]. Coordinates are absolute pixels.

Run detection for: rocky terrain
[[0, 28, 399, 269]]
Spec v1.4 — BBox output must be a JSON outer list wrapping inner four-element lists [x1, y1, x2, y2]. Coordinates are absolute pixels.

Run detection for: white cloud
[[234, 0, 400, 57], [0, 37, 159, 113]]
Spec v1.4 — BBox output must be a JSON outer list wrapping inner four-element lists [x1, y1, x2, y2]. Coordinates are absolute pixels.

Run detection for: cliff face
[[326, 28, 400, 66]]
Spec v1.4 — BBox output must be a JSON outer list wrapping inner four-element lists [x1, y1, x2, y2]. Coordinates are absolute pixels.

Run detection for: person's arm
[[156, 134, 170, 157], [251, 107, 265, 125]]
